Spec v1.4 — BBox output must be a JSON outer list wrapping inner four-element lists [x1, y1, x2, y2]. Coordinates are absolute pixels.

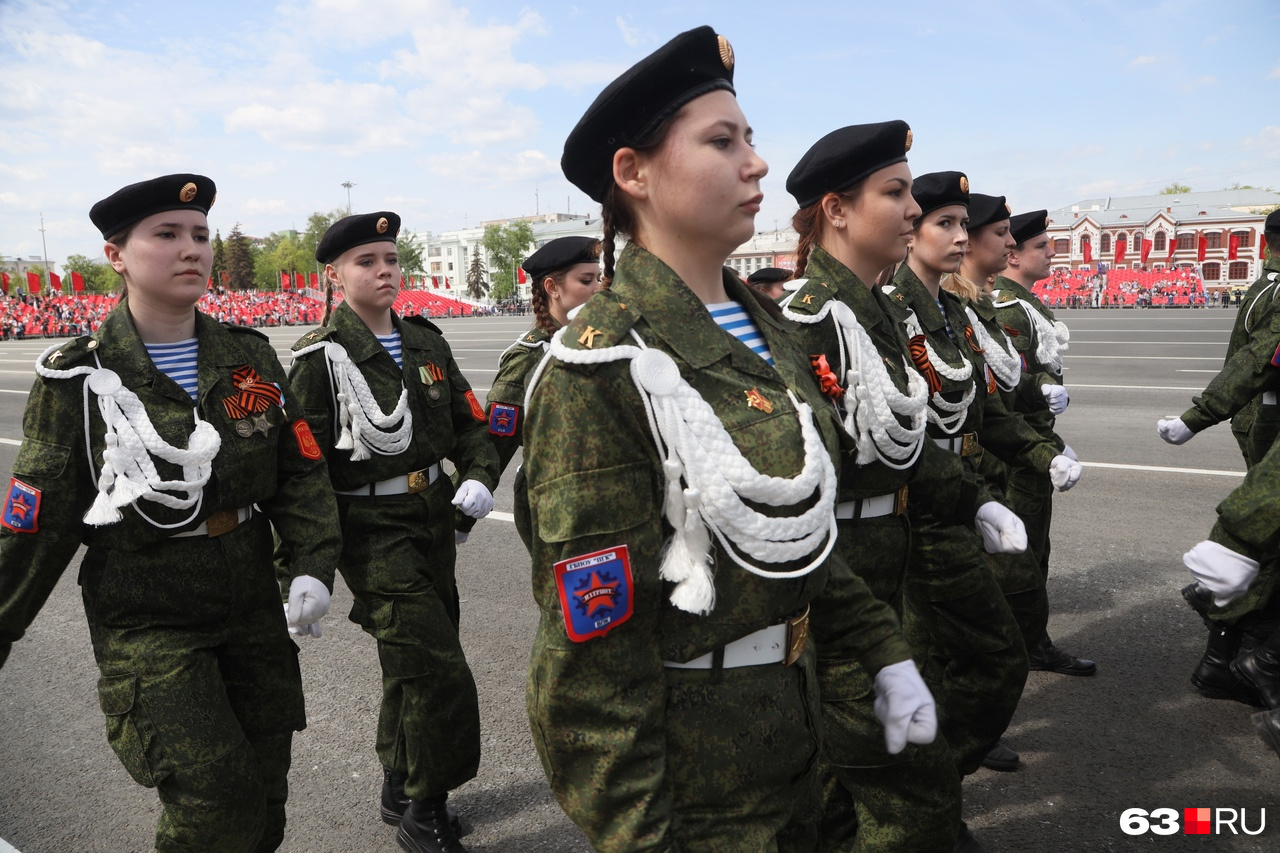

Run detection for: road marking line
[[0, 389, 29, 395], [0, 438, 20, 446], [1177, 369, 1222, 373], [1068, 384, 1200, 391], [1067, 340, 1225, 345], [1081, 461, 1243, 478], [1066, 355, 1222, 361]]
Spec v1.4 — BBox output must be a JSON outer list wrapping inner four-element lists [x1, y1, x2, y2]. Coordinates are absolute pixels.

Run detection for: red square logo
[[1184, 807, 1211, 835]]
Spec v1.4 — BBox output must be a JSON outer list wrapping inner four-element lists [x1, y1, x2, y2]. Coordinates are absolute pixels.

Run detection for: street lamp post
[[341, 182, 356, 214]]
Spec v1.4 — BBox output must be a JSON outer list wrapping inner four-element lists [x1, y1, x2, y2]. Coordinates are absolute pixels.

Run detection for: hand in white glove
[[1041, 384, 1069, 415], [455, 530, 469, 545], [451, 479, 494, 520], [1157, 418, 1194, 445], [1061, 444, 1078, 462], [873, 660, 938, 755], [1184, 541, 1261, 607], [1048, 455, 1083, 492], [286, 575, 330, 639], [974, 501, 1028, 554]]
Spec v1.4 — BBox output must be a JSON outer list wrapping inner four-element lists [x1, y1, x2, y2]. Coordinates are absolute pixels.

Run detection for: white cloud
[[1270, 62, 1280, 80], [1178, 76, 1217, 92], [1128, 55, 1157, 68], [616, 16, 642, 47], [426, 149, 558, 185]]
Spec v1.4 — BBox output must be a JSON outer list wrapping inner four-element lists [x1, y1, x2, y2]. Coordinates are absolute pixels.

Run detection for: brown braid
[[531, 273, 555, 333], [790, 204, 821, 279], [321, 272, 335, 326]]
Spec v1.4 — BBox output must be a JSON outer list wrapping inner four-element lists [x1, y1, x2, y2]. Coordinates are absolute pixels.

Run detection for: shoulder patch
[[464, 389, 486, 421], [402, 314, 443, 335], [2, 478, 42, 533], [553, 545, 634, 642], [224, 324, 270, 342], [489, 402, 519, 436], [291, 420, 323, 460]]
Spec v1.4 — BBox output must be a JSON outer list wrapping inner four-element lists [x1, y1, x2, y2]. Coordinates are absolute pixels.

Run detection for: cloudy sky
[[2, 0, 1278, 269]]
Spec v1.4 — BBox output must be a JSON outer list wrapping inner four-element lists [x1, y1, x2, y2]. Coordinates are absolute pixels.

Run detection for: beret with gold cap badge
[[316, 211, 401, 264], [89, 173, 216, 240], [562, 25, 736, 204], [1009, 210, 1050, 245], [967, 193, 1011, 232], [911, 171, 970, 219], [786, 120, 912, 209], [747, 267, 792, 285], [1265, 208, 1280, 233], [523, 236, 602, 283]]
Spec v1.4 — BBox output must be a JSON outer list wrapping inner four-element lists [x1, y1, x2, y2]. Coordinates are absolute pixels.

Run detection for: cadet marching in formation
[[6, 21, 1272, 853]]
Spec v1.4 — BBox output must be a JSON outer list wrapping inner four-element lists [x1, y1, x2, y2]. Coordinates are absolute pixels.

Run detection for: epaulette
[[517, 327, 551, 348], [783, 278, 836, 316], [561, 290, 638, 352], [292, 325, 335, 352], [880, 284, 908, 304], [39, 335, 97, 370], [988, 290, 1020, 308], [402, 314, 443, 335], [224, 324, 270, 342]]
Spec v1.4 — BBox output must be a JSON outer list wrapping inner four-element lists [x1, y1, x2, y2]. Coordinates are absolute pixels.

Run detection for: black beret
[[90, 173, 216, 239], [747, 267, 791, 285], [1265, 209, 1280, 233], [967, 193, 1011, 232], [1010, 210, 1049, 244], [911, 171, 969, 219], [787, 121, 912, 209], [562, 26, 736, 204], [316, 212, 401, 264], [523, 236, 601, 282]]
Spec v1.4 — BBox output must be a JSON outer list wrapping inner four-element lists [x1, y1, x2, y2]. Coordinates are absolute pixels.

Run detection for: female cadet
[[280, 212, 498, 853], [887, 175, 1083, 790], [779, 125, 1028, 853], [460, 236, 602, 550], [0, 174, 341, 852], [522, 27, 934, 852]]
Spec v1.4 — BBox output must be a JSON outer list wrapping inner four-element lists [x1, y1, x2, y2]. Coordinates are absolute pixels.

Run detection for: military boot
[[1253, 709, 1280, 760], [1191, 624, 1257, 703], [1027, 634, 1096, 676], [382, 770, 464, 836], [1231, 628, 1280, 709], [397, 795, 467, 853], [980, 739, 1019, 772]]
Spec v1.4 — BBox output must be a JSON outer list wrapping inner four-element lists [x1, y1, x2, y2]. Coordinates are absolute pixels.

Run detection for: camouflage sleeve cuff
[[1208, 523, 1264, 565], [1180, 407, 1214, 434], [857, 633, 915, 677]]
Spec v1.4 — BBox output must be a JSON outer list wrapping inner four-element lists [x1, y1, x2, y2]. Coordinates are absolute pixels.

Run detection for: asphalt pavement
[[0, 307, 1275, 852]]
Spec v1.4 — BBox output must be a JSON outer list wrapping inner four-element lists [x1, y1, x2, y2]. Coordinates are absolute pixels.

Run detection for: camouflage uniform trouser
[[903, 520, 1029, 778], [80, 514, 305, 852], [1214, 402, 1280, 630], [814, 515, 959, 852], [338, 479, 481, 800], [987, 467, 1054, 652]]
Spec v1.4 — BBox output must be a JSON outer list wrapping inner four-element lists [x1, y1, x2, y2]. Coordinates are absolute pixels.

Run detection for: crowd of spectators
[[1032, 267, 1208, 308]]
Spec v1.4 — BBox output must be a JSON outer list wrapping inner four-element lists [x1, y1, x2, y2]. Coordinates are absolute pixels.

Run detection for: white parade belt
[[334, 463, 441, 497], [664, 607, 809, 670], [172, 505, 254, 538], [835, 486, 908, 520], [934, 433, 978, 457], [1263, 391, 1277, 406]]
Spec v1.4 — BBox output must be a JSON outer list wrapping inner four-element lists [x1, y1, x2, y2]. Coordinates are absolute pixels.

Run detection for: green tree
[[254, 231, 311, 291], [225, 224, 255, 291], [466, 249, 489, 300], [1160, 182, 1192, 195], [302, 208, 347, 265], [481, 221, 534, 302], [211, 230, 226, 289], [398, 230, 426, 278], [62, 253, 117, 294]]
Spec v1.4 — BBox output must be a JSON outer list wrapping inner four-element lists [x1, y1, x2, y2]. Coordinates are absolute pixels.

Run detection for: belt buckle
[[961, 432, 978, 457], [407, 468, 430, 494], [785, 605, 810, 666], [894, 485, 909, 517], [206, 508, 239, 538]]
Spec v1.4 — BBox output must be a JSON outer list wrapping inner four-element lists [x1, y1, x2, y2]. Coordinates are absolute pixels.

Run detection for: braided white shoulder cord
[[779, 287, 927, 470], [1243, 273, 1279, 334], [965, 306, 1021, 391], [34, 343, 221, 528], [294, 341, 411, 461], [526, 327, 837, 615], [898, 309, 976, 435], [1019, 300, 1069, 374]]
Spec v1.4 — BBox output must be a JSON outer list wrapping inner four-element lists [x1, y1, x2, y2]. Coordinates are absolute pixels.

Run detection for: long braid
[[321, 272, 335, 326], [791, 204, 821, 279], [600, 193, 619, 289], [531, 274, 555, 333]]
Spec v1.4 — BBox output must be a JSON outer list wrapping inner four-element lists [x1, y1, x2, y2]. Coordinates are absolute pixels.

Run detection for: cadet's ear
[[613, 147, 648, 202], [103, 242, 127, 275], [324, 262, 341, 290], [820, 192, 848, 231]]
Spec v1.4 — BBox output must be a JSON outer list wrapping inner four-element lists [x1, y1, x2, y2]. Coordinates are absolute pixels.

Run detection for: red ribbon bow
[[809, 354, 843, 399]]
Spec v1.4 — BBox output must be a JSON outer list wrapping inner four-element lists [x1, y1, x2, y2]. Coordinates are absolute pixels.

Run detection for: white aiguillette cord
[[525, 326, 837, 616], [294, 340, 412, 461], [779, 280, 928, 470], [879, 286, 976, 436], [993, 295, 1069, 374], [965, 306, 1022, 391], [34, 343, 220, 528]]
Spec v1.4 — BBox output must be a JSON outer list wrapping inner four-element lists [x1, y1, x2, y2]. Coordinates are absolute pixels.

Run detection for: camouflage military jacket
[[968, 291, 1060, 440], [524, 244, 909, 849], [888, 266, 1059, 473], [485, 323, 553, 477], [0, 300, 341, 653], [287, 302, 498, 492], [989, 275, 1063, 385], [1181, 257, 1280, 435], [784, 245, 993, 524]]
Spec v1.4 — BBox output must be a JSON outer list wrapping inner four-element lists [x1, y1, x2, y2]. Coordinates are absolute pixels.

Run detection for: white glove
[[1041, 384, 1069, 415], [286, 575, 330, 639], [1061, 444, 1078, 462], [873, 660, 938, 755], [1048, 455, 1083, 491], [974, 501, 1027, 554], [455, 530, 469, 545], [1157, 418, 1194, 445], [1183, 541, 1261, 607], [451, 479, 494, 519]]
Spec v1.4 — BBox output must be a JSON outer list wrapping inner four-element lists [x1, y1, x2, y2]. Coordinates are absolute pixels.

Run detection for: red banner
[[444, 277, 450, 289], [1168, 234, 1177, 262], [49, 272, 61, 291], [517, 267, 527, 284], [1228, 234, 1239, 261], [26, 272, 39, 291], [310, 272, 319, 288], [431, 276, 439, 288], [71, 271, 85, 293], [1262, 234, 1269, 262], [1114, 237, 1127, 265], [1082, 239, 1093, 265], [1197, 234, 1207, 262], [294, 272, 304, 290], [1141, 238, 1152, 264], [1, 272, 8, 294], [281, 272, 291, 290]]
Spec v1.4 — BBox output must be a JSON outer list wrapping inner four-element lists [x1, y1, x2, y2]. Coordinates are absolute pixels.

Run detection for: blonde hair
[[939, 271, 980, 303]]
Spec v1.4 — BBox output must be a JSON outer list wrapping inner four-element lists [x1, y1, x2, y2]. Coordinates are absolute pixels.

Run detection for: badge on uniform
[[553, 545, 634, 642], [292, 420, 323, 461], [2, 478, 42, 533], [420, 363, 445, 385], [464, 389, 486, 421], [489, 403, 519, 436], [985, 364, 997, 395], [223, 365, 283, 419]]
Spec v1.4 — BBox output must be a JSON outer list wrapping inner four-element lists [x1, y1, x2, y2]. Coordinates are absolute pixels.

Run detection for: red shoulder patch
[[2, 478, 41, 533], [464, 389, 486, 422], [553, 546, 635, 642], [292, 420, 323, 460]]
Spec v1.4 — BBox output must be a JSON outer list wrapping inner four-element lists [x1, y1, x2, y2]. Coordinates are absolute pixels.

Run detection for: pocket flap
[[97, 673, 138, 716]]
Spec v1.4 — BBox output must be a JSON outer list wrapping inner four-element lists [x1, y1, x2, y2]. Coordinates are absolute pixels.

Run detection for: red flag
[[1262, 234, 1269, 262], [432, 276, 439, 288], [310, 272, 319, 288], [1114, 237, 1127, 265], [517, 267, 527, 284], [1228, 234, 1239, 261], [1141, 238, 1152, 264], [444, 277, 451, 289], [1197, 234, 1207, 262], [294, 272, 304, 290], [400, 275, 406, 288], [281, 272, 291, 290], [1168, 234, 1177, 262], [49, 272, 62, 291], [1, 272, 8, 294], [26, 272, 39, 290], [207, 276, 214, 290], [71, 271, 85, 293], [1082, 239, 1093, 265]]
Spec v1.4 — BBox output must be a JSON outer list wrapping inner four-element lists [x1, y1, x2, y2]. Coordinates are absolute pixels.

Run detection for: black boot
[[954, 822, 989, 853], [398, 795, 467, 853], [1181, 581, 1214, 628], [1027, 634, 1097, 676], [382, 770, 464, 836], [980, 739, 1019, 772], [1231, 628, 1280, 709], [1253, 709, 1280, 759], [1191, 624, 1258, 704]]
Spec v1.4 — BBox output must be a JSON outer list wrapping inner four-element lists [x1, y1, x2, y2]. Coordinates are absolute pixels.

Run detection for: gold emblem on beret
[[717, 35, 734, 71], [959, 175, 969, 193], [209, 192, 216, 209], [1005, 203, 1012, 213], [376, 217, 389, 234], [179, 182, 198, 203], [904, 129, 913, 153]]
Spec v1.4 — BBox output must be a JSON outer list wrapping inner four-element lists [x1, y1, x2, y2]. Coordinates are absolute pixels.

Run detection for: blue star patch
[[553, 545, 634, 642], [489, 403, 519, 437], [2, 478, 42, 533]]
